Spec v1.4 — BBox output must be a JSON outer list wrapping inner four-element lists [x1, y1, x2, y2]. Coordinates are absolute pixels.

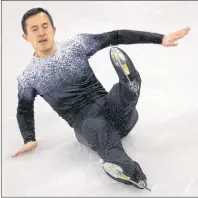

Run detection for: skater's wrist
[[24, 136, 36, 144], [153, 33, 165, 44]]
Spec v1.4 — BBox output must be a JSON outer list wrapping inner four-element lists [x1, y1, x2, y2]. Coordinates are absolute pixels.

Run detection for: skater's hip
[[72, 96, 107, 129]]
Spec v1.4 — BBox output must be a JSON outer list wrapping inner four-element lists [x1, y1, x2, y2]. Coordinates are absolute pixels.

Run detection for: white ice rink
[[2, 1, 198, 196]]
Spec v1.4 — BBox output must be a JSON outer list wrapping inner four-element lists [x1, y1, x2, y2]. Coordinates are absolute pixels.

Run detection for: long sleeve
[[80, 29, 164, 57], [16, 81, 37, 144]]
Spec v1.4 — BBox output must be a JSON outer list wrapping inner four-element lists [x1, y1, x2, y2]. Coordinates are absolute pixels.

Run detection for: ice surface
[[2, 1, 198, 196]]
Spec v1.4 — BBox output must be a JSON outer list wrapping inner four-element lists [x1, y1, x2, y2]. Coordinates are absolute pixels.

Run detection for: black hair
[[21, 7, 54, 34]]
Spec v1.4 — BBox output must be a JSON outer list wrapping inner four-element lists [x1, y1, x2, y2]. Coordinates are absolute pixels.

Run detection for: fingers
[[173, 27, 190, 39], [12, 152, 21, 158], [168, 42, 178, 47], [163, 27, 190, 47], [180, 27, 191, 33], [169, 30, 189, 45], [175, 30, 190, 40], [11, 142, 37, 158], [163, 42, 177, 47], [11, 147, 28, 157], [12, 149, 27, 157], [175, 27, 191, 35]]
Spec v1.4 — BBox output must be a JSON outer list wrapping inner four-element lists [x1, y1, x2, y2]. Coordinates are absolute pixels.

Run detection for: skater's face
[[22, 12, 56, 56]]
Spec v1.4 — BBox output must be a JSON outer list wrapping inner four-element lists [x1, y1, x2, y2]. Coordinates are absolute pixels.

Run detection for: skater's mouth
[[39, 38, 48, 43]]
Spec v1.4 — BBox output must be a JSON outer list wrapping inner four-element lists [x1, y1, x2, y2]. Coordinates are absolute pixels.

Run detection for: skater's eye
[[42, 23, 49, 29], [31, 25, 38, 32]]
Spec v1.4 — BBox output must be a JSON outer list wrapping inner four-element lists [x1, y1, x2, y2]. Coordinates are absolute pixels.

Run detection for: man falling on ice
[[13, 7, 190, 189]]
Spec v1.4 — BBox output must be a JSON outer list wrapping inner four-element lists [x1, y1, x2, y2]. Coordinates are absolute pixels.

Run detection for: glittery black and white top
[[16, 29, 164, 143]]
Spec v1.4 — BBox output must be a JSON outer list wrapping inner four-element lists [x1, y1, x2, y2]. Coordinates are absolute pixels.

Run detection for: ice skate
[[109, 47, 140, 93]]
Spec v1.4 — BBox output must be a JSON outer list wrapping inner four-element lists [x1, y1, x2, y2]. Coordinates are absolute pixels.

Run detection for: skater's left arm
[[79, 29, 163, 57], [80, 27, 190, 57]]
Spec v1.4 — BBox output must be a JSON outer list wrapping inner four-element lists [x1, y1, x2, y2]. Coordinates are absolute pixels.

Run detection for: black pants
[[73, 53, 145, 185]]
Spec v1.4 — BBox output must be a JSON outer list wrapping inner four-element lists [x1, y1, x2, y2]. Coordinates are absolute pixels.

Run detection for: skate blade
[[100, 160, 151, 191]]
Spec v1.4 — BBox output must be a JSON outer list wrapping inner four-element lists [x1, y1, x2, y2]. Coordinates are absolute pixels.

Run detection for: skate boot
[[109, 47, 140, 93], [100, 159, 151, 191]]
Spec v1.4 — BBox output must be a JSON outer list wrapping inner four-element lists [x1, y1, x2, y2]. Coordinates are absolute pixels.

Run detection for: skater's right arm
[[12, 81, 37, 157]]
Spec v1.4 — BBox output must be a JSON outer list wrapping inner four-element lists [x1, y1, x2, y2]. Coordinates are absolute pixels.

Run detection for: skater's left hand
[[162, 27, 191, 47]]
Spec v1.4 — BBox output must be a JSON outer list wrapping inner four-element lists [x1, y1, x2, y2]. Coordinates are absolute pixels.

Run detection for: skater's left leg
[[106, 47, 142, 137], [107, 47, 141, 112]]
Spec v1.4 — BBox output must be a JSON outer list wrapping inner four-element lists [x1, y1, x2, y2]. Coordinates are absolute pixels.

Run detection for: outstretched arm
[[12, 82, 37, 157], [80, 27, 190, 58]]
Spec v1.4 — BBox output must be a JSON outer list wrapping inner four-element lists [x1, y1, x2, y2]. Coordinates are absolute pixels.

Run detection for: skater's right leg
[[74, 110, 147, 188], [92, 117, 147, 187]]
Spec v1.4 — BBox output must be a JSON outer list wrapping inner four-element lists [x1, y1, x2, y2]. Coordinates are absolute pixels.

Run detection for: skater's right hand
[[12, 141, 37, 157]]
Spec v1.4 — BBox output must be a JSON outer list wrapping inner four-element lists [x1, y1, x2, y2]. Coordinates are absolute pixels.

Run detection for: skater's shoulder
[[17, 69, 30, 86], [17, 72, 31, 90], [61, 33, 95, 45], [17, 60, 36, 86], [56, 33, 93, 53]]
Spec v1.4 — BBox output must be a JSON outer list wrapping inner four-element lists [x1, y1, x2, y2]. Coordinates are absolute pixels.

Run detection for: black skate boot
[[109, 47, 140, 93], [100, 159, 151, 191]]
